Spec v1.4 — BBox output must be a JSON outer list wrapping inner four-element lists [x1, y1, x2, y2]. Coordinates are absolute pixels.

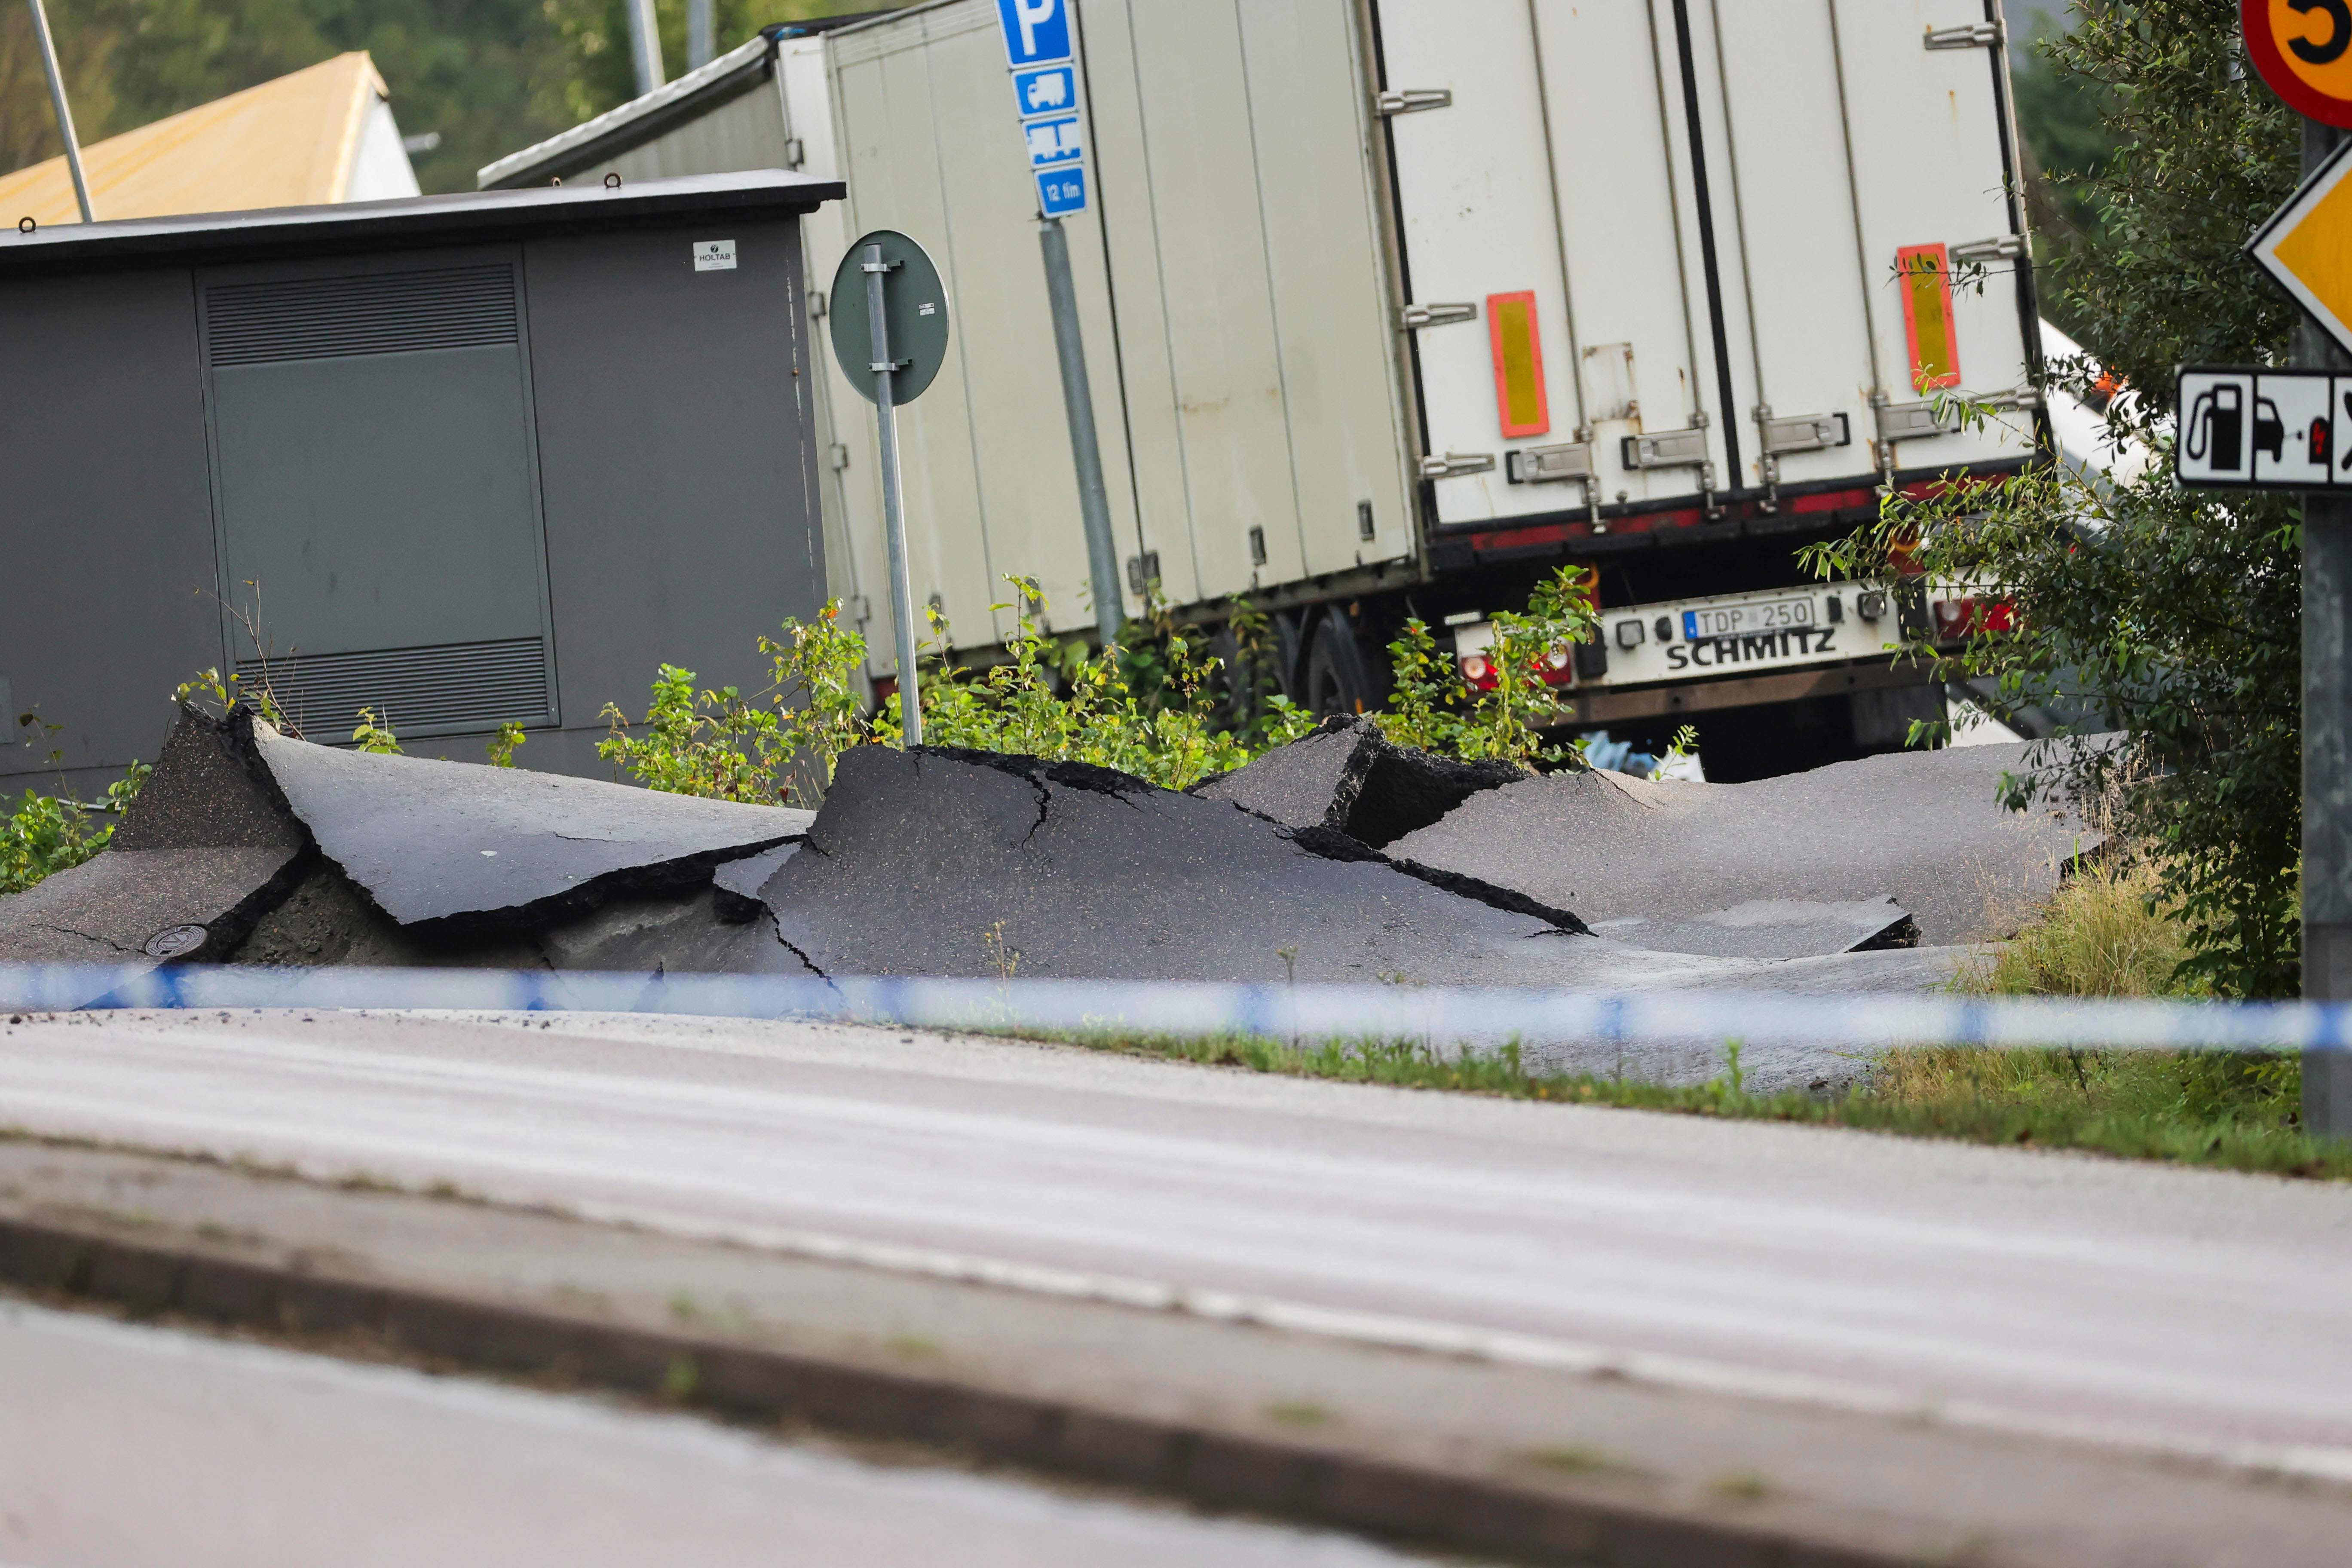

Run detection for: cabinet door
[[201, 250, 557, 738]]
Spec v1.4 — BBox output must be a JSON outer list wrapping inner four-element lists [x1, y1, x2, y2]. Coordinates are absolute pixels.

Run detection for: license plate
[[1681, 597, 1813, 640]]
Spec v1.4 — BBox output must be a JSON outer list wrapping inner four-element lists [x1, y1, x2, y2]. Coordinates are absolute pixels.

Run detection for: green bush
[[599, 567, 1606, 803], [1, 763, 148, 897], [1806, 4, 2303, 998]]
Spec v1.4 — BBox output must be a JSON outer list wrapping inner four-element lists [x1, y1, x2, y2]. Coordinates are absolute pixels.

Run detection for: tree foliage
[[1809, 0, 2303, 997], [2, 0, 881, 198]]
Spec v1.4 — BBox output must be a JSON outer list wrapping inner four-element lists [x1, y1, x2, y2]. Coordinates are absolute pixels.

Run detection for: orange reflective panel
[[1486, 290, 1550, 438], [1897, 243, 1960, 392]]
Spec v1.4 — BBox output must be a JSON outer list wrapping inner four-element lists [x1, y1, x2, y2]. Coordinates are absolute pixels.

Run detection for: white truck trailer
[[484, 0, 2049, 777]]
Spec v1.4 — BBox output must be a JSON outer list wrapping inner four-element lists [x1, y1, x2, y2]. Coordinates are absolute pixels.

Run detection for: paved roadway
[[0, 1298, 1423, 1568], [4, 1008, 2352, 1467]]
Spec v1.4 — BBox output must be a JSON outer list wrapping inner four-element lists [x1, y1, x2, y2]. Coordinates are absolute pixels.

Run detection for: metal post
[[624, 0, 664, 98], [865, 242, 923, 746], [686, 0, 714, 70], [1038, 217, 1126, 646], [26, 0, 92, 224], [2303, 118, 2352, 1138]]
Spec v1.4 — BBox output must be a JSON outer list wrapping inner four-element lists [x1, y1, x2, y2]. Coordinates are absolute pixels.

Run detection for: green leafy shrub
[[1, 744, 149, 897], [597, 600, 873, 808], [1376, 567, 1597, 769], [1803, 6, 2301, 998], [602, 568, 1599, 805], [879, 577, 1306, 790], [350, 708, 403, 755]]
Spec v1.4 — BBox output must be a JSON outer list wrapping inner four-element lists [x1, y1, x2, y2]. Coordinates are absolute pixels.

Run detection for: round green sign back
[[829, 230, 951, 405]]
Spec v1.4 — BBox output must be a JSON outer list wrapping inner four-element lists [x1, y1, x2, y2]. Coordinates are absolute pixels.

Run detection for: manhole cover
[[143, 924, 208, 959]]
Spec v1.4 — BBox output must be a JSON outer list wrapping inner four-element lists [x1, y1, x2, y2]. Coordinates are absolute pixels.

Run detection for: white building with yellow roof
[[0, 51, 419, 227]]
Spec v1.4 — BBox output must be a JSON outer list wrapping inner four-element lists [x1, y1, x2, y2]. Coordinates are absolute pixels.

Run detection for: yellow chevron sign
[[2251, 138, 2352, 356]]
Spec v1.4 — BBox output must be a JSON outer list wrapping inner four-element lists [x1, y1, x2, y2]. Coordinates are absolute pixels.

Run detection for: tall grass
[[1952, 854, 2197, 999]]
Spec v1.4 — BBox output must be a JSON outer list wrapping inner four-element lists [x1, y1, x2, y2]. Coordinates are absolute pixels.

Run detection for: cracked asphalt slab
[[0, 710, 309, 990], [249, 719, 809, 930], [0, 712, 2070, 1018], [1387, 741, 2104, 947]]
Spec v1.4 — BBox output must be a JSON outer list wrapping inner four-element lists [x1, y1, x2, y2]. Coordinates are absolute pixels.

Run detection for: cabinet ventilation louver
[[239, 637, 551, 737], [205, 265, 520, 366]]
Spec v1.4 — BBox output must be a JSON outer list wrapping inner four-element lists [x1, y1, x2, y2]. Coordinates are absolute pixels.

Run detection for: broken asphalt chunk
[[248, 722, 810, 930], [1386, 741, 2105, 946], [1191, 714, 1529, 848], [0, 707, 309, 992], [1588, 897, 1918, 962], [753, 746, 1945, 996]]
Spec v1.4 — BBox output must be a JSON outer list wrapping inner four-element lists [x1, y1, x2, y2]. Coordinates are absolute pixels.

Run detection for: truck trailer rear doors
[[1374, 0, 2037, 529]]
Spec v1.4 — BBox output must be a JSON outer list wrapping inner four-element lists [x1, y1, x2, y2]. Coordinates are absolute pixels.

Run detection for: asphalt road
[[5, 1008, 2351, 1467], [0, 1298, 1425, 1568]]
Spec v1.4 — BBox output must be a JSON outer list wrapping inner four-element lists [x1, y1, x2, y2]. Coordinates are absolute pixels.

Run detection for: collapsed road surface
[[0, 710, 2101, 1081], [5, 1010, 2351, 1565]]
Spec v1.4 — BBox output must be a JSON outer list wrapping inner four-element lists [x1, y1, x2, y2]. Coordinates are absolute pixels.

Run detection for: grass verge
[[1021, 1028, 2350, 1183]]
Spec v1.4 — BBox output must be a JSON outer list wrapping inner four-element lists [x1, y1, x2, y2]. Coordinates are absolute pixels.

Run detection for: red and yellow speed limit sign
[[2247, 0, 2352, 125]]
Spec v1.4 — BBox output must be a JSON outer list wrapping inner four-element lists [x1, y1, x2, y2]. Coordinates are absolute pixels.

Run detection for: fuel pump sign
[[2176, 367, 2346, 488]]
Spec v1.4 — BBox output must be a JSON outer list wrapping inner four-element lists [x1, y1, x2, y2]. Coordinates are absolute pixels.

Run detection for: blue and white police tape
[[0, 963, 2345, 1057]]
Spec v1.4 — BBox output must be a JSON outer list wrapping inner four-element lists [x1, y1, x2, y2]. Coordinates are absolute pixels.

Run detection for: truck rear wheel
[[1302, 607, 1378, 718]]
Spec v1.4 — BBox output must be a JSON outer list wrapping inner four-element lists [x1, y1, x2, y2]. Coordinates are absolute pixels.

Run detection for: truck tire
[[1302, 607, 1377, 718]]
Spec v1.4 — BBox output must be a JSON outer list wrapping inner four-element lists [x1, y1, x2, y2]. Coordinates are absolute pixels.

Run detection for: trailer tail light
[[1540, 643, 1575, 688], [1458, 651, 1498, 691], [1896, 244, 1960, 393], [1932, 595, 2016, 640], [1486, 290, 1550, 438]]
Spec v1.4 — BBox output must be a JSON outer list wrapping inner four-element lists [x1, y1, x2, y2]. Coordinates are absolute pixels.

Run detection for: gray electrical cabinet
[[0, 170, 842, 796]]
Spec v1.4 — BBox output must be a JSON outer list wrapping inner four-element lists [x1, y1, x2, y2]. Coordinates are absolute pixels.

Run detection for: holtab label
[[694, 239, 738, 272]]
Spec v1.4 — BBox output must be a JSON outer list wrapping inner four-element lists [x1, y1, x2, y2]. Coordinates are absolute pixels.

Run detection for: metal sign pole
[[1038, 216, 1124, 644], [624, 0, 664, 97], [26, 0, 93, 224], [2300, 117, 2352, 1137], [864, 241, 924, 747]]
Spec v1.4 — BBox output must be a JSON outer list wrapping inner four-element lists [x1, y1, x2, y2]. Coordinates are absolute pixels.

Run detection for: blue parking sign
[[995, 0, 1071, 67], [1036, 163, 1087, 217], [1022, 113, 1084, 168], [1012, 64, 1076, 117]]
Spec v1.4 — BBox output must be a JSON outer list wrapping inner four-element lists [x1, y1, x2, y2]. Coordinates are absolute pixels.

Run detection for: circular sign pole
[[2246, 0, 2352, 1132], [832, 231, 950, 750], [863, 241, 922, 746]]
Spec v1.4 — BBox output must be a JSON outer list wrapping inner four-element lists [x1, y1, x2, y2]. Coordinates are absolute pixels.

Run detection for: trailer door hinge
[[1620, 428, 1710, 469], [784, 137, 806, 169], [1376, 88, 1452, 116], [1982, 385, 2046, 413], [1924, 21, 2000, 50], [1418, 451, 1494, 479], [828, 442, 850, 471], [1399, 301, 1478, 331], [808, 288, 827, 318], [1950, 234, 2027, 264]]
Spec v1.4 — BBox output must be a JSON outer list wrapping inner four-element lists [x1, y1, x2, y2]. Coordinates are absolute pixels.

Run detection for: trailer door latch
[[1924, 22, 2000, 50], [1950, 234, 2027, 264], [1874, 399, 1961, 443], [1620, 428, 1710, 469], [1505, 442, 1593, 484], [1418, 451, 1495, 479], [1375, 88, 1452, 116], [1758, 411, 1851, 455], [1399, 302, 1477, 330]]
